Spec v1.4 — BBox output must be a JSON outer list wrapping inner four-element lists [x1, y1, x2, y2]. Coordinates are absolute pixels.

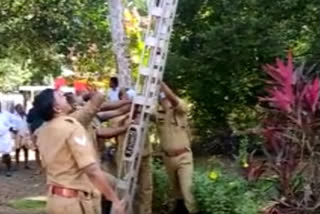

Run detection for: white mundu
[[0, 111, 20, 153], [0, 118, 14, 154]]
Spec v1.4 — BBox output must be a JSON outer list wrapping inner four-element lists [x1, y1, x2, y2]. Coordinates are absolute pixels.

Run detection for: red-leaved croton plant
[[259, 52, 320, 213]]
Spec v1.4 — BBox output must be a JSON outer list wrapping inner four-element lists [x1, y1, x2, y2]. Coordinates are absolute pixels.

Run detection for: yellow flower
[[243, 162, 249, 168], [241, 158, 249, 168], [208, 171, 219, 181]]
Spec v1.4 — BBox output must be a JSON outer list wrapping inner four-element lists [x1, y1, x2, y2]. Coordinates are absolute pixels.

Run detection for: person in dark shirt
[[26, 107, 44, 168]]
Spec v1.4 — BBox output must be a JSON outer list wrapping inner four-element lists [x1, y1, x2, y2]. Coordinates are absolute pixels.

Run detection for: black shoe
[[24, 165, 31, 170], [101, 198, 112, 214], [173, 200, 189, 214]]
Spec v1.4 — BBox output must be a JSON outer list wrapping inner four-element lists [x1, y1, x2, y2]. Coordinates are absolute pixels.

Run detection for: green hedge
[[153, 161, 277, 214]]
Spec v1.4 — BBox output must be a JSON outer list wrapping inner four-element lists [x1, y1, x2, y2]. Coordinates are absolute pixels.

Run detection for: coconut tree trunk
[[107, 0, 132, 87]]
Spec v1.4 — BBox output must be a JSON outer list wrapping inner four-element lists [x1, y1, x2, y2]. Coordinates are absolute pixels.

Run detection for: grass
[[8, 196, 46, 211]]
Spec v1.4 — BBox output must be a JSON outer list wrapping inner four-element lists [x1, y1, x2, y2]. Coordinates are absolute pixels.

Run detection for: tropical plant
[[260, 52, 320, 213], [242, 153, 267, 182]]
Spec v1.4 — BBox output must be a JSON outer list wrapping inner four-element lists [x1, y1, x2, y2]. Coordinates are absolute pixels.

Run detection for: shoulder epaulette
[[64, 118, 75, 124]]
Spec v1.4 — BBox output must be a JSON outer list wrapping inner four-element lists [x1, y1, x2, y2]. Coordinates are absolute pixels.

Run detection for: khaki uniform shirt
[[156, 100, 191, 152], [32, 124, 45, 149], [37, 116, 97, 193]]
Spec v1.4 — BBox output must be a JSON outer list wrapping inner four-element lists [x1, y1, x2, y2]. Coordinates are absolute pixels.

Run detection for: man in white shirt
[[0, 103, 19, 177], [14, 104, 31, 170], [107, 77, 120, 102]]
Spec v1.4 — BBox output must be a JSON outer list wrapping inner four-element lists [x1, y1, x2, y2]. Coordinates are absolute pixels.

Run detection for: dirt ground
[[0, 152, 212, 214], [0, 153, 46, 214]]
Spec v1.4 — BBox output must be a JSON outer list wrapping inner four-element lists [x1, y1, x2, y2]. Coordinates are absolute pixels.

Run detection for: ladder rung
[[145, 35, 168, 48], [149, 83, 158, 92], [133, 96, 153, 106], [150, 7, 171, 18], [133, 95, 146, 105], [139, 67, 150, 76], [164, 0, 173, 6], [164, 10, 172, 18], [161, 25, 169, 34], [145, 36, 157, 47], [139, 67, 163, 80], [158, 39, 167, 48], [116, 180, 128, 189], [155, 55, 163, 65], [143, 107, 154, 114], [150, 7, 163, 17]]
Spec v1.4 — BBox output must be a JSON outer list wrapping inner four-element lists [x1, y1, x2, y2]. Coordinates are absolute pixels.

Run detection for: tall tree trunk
[[107, 0, 132, 87]]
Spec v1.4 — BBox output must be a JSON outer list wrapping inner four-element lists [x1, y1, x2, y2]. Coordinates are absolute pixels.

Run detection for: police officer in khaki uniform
[[65, 91, 131, 214], [33, 89, 125, 214], [112, 88, 153, 214], [156, 82, 198, 214]]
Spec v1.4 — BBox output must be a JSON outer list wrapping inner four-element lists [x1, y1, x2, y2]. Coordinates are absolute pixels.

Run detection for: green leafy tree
[[0, 0, 114, 84], [166, 0, 320, 138], [0, 58, 33, 91]]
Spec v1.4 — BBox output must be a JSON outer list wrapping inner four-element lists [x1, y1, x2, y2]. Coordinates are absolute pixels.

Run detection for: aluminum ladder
[[111, 0, 179, 213]]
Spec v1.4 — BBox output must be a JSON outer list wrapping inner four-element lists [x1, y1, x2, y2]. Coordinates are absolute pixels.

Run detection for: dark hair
[[110, 77, 119, 87], [33, 89, 55, 121], [27, 107, 44, 134]]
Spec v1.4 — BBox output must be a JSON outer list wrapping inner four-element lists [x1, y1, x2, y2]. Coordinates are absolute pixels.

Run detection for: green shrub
[[193, 169, 276, 214], [152, 160, 170, 212], [153, 160, 276, 214]]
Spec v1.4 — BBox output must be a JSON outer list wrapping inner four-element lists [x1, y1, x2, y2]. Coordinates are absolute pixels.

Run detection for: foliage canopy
[[1, 0, 320, 136]]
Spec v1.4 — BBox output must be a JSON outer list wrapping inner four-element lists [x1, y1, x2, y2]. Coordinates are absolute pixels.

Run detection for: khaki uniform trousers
[[163, 151, 197, 213], [133, 153, 153, 214], [47, 191, 101, 214]]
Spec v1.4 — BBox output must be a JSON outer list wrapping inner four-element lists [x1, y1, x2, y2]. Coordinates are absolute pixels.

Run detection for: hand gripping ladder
[[111, 0, 179, 213]]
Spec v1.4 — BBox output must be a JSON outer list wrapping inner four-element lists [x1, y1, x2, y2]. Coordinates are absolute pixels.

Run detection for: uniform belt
[[48, 185, 79, 198], [164, 147, 190, 157]]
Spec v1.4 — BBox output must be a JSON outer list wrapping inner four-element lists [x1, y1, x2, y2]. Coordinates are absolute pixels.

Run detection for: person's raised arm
[[160, 82, 179, 107], [96, 126, 127, 139], [70, 92, 105, 128], [100, 100, 131, 111], [97, 115, 131, 139], [86, 92, 105, 109], [97, 104, 131, 122]]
